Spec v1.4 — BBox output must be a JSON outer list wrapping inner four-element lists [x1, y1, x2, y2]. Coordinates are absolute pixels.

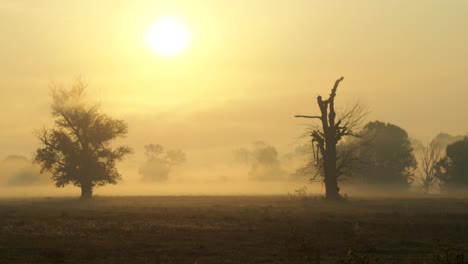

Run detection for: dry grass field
[[1, 196, 468, 263]]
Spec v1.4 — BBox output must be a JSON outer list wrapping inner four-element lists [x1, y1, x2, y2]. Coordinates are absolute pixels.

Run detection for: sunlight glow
[[146, 17, 191, 57]]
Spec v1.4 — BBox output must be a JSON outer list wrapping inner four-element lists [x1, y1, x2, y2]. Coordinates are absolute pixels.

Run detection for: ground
[[1, 196, 468, 263]]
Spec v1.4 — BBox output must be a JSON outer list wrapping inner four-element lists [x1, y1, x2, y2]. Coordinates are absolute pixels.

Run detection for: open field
[[1, 196, 468, 264]]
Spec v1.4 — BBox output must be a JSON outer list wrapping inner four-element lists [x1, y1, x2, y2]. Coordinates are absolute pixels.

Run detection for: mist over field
[[0, 140, 321, 197], [0, 131, 466, 198]]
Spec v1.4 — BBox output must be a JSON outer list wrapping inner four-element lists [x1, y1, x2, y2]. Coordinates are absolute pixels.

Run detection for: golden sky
[[1, 0, 468, 176]]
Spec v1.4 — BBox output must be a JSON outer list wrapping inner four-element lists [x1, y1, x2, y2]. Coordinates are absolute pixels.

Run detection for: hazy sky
[[1, 0, 468, 180]]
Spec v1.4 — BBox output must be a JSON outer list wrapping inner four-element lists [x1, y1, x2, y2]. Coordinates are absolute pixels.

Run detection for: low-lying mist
[[2, 132, 468, 198], [0, 140, 317, 197]]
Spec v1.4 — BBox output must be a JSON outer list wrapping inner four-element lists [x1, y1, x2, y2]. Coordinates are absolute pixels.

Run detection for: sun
[[146, 17, 191, 57]]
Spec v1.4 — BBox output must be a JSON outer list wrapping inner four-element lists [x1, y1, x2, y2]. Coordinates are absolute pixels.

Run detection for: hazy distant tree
[[234, 141, 285, 181], [249, 141, 284, 181], [354, 121, 417, 189], [435, 138, 468, 191], [432, 133, 464, 149], [410, 138, 425, 153], [419, 141, 443, 193], [295, 77, 365, 200], [0, 155, 48, 186], [34, 80, 132, 199], [139, 144, 186, 182]]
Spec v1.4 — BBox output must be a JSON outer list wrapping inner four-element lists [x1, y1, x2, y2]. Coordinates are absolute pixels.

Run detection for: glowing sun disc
[[146, 17, 190, 57]]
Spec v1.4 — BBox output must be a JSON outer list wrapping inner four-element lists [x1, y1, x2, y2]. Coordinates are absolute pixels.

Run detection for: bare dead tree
[[419, 141, 443, 193], [295, 77, 365, 200]]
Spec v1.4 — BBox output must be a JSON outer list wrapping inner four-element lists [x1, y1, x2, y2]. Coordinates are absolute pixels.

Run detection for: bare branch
[[419, 141, 443, 193], [336, 102, 368, 138], [294, 115, 322, 119], [330, 77, 344, 99]]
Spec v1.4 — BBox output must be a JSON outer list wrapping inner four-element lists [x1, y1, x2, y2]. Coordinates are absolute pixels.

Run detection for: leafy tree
[[295, 77, 365, 199], [234, 141, 285, 181], [435, 137, 468, 191], [34, 80, 132, 199], [354, 121, 417, 189], [139, 144, 186, 182]]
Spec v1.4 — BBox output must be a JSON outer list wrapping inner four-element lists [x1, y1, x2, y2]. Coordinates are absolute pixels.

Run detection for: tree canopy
[[139, 144, 186, 182], [34, 80, 132, 199], [235, 141, 285, 181], [436, 137, 468, 191], [353, 121, 417, 188]]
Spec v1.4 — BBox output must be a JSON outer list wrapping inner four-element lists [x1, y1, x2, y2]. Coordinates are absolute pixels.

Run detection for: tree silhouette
[[234, 141, 285, 181], [354, 121, 417, 189], [139, 144, 186, 182], [436, 137, 468, 191], [34, 80, 132, 199], [295, 77, 364, 200]]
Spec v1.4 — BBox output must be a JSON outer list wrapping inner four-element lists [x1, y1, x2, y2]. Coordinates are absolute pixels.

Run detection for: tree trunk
[[80, 182, 93, 200], [295, 77, 345, 201], [324, 140, 340, 200]]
